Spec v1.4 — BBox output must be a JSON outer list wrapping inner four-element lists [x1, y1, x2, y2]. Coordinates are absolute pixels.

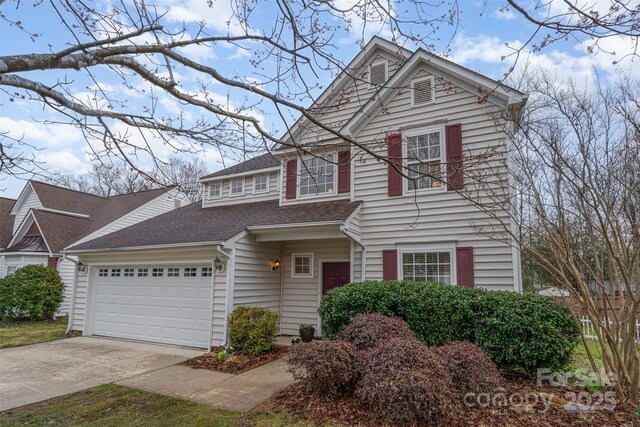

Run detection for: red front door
[[322, 262, 350, 294]]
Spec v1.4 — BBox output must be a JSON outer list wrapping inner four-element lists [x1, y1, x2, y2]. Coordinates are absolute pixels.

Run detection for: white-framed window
[[168, 267, 180, 277], [230, 178, 244, 196], [369, 59, 388, 87], [202, 267, 212, 277], [411, 76, 435, 106], [399, 246, 454, 285], [208, 182, 222, 199], [111, 268, 121, 277], [253, 174, 269, 193], [6, 266, 17, 275], [152, 267, 164, 277], [291, 253, 314, 278], [137, 268, 149, 277], [98, 268, 108, 277], [124, 268, 134, 277], [405, 126, 445, 192], [298, 154, 335, 196], [184, 267, 197, 277]]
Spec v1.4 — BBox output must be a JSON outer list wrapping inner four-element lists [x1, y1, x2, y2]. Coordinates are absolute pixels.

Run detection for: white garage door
[[90, 265, 212, 348]]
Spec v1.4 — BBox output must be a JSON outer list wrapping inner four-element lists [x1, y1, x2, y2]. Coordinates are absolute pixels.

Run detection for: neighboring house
[[63, 37, 526, 350], [537, 287, 570, 297], [0, 181, 181, 315]]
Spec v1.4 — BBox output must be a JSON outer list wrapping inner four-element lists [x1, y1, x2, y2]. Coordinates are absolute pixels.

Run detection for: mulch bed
[[267, 379, 640, 426], [182, 346, 289, 375]]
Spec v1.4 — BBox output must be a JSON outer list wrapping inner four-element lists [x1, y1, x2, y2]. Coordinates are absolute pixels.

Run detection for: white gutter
[[218, 243, 234, 347], [63, 241, 221, 254], [199, 166, 281, 183], [38, 208, 90, 218], [247, 221, 343, 232], [62, 254, 80, 334], [340, 225, 366, 281], [208, 257, 217, 352]]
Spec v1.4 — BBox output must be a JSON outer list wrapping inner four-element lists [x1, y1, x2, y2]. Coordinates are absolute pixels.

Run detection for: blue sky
[[1, 0, 638, 198]]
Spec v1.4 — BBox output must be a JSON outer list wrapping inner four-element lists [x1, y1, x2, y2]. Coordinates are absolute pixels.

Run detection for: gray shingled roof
[[67, 199, 361, 251], [0, 197, 16, 249], [201, 153, 280, 179]]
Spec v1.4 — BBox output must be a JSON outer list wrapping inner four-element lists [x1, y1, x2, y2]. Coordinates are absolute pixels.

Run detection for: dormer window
[[411, 76, 435, 106], [369, 60, 388, 87], [208, 182, 222, 199], [299, 154, 335, 196], [253, 175, 268, 193], [230, 178, 244, 196]]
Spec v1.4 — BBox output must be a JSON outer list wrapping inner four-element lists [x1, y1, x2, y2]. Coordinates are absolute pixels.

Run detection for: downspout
[[61, 254, 80, 335], [340, 226, 366, 281], [218, 244, 234, 347], [208, 257, 217, 352], [278, 241, 284, 333]]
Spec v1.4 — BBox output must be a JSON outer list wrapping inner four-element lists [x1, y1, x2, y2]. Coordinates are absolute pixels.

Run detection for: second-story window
[[253, 175, 268, 193], [299, 155, 335, 196], [209, 182, 222, 199], [406, 128, 444, 191], [230, 178, 244, 196]]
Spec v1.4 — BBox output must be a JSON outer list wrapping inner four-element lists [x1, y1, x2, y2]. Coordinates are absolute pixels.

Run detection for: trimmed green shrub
[[0, 264, 64, 320], [227, 306, 278, 356], [318, 281, 580, 375]]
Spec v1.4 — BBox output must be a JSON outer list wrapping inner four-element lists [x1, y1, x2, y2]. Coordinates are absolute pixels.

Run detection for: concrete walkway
[[0, 337, 203, 412], [116, 357, 295, 412]]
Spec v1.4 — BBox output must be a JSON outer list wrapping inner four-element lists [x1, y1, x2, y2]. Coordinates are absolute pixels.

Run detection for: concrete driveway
[[0, 336, 203, 412]]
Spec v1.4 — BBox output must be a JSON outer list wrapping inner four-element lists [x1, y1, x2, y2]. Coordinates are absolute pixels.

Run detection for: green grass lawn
[[0, 318, 74, 349], [0, 384, 319, 427]]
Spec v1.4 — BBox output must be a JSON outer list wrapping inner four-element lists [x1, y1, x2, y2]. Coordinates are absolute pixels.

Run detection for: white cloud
[[448, 34, 523, 65], [493, 7, 516, 21], [333, 0, 394, 43], [0, 117, 84, 147], [35, 150, 91, 173], [157, 0, 247, 36]]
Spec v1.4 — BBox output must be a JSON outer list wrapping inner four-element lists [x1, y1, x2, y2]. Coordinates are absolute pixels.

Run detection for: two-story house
[[1, 181, 180, 315], [63, 37, 526, 350]]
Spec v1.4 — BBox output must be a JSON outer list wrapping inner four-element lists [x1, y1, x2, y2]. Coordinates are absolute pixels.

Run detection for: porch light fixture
[[78, 262, 87, 273], [271, 259, 280, 271], [213, 257, 224, 272]]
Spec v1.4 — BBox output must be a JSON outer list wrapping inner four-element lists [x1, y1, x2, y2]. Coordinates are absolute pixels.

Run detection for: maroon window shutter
[[382, 249, 398, 280], [446, 124, 463, 191], [387, 133, 403, 196], [286, 159, 297, 199], [456, 247, 474, 288], [338, 149, 351, 193]]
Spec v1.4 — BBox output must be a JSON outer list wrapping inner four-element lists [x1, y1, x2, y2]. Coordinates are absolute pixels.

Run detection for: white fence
[[580, 316, 640, 343]]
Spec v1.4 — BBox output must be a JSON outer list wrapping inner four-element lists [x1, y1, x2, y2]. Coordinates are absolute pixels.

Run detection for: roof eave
[[63, 240, 222, 254]]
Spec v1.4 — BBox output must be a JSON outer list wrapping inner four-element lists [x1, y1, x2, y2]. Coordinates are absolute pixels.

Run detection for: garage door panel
[[91, 265, 212, 348]]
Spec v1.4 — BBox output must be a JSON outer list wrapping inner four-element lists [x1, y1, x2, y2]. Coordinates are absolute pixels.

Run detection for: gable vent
[[412, 77, 435, 106], [369, 61, 387, 86]]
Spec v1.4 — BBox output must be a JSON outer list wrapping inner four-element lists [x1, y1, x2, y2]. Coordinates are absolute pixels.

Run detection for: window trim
[[297, 154, 337, 199], [252, 174, 269, 194], [397, 244, 456, 285], [208, 181, 222, 199], [167, 267, 180, 277], [411, 75, 436, 107], [291, 253, 314, 278], [403, 125, 446, 195], [229, 177, 245, 197], [368, 59, 388, 88]]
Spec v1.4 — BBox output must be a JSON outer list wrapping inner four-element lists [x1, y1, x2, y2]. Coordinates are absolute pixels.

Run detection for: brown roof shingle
[[201, 153, 280, 179], [67, 199, 361, 251], [0, 197, 16, 249]]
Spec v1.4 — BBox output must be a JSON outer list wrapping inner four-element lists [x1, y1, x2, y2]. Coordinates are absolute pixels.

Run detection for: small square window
[[137, 268, 149, 277], [124, 268, 134, 277], [98, 268, 108, 277], [152, 268, 164, 277], [111, 268, 121, 277], [292, 254, 314, 278], [202, 267, 212, 277], [253, 175, 268, 193], [184, 267, 197, 277], [230, 178, 244, 196], [208, 182, 222, 199], [168, 267, 180, 277]]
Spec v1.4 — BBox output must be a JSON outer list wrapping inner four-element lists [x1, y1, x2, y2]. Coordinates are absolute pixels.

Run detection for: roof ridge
[[107, 185, 174, 199], [30, 180, 108, 199]]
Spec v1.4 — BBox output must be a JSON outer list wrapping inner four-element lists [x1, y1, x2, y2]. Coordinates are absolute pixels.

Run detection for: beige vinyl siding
[[280, 238, 350, 335], [352, 65, 516, 291], [13, 189, 42, 234], [232, 235, 282, 314], [71, 190, 179, 246], [70, 246, 224, 339], [56, 256, 77, 315], [293, 50, 405, 147], [203, 171, 279, 207]]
